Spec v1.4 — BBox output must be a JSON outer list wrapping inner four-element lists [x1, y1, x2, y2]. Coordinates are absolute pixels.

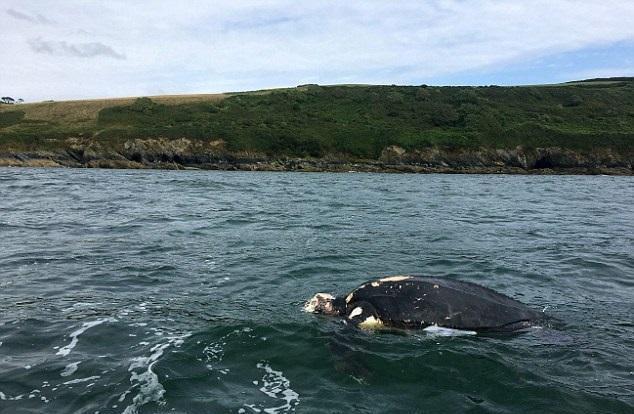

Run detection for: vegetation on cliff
[[1, 78, 633, 172]]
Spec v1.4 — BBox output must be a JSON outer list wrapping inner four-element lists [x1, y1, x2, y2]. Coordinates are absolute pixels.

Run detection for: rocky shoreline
[[0, 138, 632, 175]]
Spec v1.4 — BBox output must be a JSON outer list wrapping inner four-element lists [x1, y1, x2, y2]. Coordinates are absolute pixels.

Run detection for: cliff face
[[1, 138, 631, 175], [378, 145, 632, 170]]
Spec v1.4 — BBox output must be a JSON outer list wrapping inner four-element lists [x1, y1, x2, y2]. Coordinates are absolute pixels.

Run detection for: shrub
[[0, 111, 25, 128]]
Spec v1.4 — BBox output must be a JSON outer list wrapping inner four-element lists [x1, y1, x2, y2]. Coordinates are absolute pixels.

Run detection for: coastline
[[1, 150, 631, 175], [2, 82, 634, 177]]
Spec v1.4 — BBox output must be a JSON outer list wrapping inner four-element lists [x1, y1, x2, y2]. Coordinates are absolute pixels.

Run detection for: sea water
[[0, 168, 632, 413]]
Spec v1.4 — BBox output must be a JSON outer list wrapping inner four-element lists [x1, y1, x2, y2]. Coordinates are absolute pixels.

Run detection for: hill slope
[[1, 80, 633, 174]]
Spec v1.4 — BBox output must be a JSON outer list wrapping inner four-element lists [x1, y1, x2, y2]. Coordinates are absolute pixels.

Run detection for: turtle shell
[[344, 276, 542, 332]]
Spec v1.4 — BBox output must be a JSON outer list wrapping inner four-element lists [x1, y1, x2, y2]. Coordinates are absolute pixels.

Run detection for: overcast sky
[[2, 0, 634, 102]]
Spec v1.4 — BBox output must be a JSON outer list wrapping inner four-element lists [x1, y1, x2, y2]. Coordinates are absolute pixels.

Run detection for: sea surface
[[0, 168, 633, 414]]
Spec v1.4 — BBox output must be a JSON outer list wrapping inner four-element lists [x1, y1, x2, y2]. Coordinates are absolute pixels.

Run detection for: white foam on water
[[122, 333, 190, 414], [422, 325, 477, 336], [119, 390, 132, 402], [0, 391, 26, 401], [56, 318, 116, 357], [63, 376, 100, 385], [60, 361, 81, 377], [203, 341, 225, 367], [62, 302, 100, 312], [203, 327, 255, 372], [123, 343, 170, 413], [116, 301, 155, 319], [254, 363, 300, 414]]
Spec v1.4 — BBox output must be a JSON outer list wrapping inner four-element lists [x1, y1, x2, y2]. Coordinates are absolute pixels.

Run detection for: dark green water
[[0, 168, 633, 414]]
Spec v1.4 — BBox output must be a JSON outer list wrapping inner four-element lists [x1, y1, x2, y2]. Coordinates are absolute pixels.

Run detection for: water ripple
[[0, 169, 632, 413]]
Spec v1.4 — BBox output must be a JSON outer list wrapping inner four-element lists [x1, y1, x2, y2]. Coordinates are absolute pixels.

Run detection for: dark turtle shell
[[343, 276, 543, 332]]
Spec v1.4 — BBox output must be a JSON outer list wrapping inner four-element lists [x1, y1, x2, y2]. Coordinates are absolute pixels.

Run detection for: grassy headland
[[1, 79, 633, 174]]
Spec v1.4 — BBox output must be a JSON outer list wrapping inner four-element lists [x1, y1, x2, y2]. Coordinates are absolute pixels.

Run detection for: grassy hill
[[1, 79, 633, 173]]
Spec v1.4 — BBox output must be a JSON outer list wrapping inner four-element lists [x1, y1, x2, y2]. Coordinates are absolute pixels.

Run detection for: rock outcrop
[[0, 139, 631, 175]]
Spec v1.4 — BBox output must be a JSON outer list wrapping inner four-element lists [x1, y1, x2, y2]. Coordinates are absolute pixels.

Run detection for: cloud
[[6, 8, 53, 24], [222, 15, 298, 32], [2, 0, 634, 101], [28, 37, 126, 60]]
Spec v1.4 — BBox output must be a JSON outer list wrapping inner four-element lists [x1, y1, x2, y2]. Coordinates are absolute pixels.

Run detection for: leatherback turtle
[[304, 275, 544, 333]]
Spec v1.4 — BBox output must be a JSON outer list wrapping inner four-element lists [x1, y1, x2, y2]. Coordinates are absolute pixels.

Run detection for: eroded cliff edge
[[1, 138, 631, 175]]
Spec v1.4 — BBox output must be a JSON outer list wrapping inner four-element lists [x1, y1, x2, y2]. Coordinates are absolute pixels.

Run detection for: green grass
[[0, 110, 25, 128], [1, 80, 634, 158]]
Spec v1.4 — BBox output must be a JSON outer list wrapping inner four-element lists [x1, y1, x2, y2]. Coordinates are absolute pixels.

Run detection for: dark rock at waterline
[[0, 140, 632, 175]]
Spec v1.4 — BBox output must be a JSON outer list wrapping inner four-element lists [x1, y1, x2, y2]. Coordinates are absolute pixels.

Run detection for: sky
[[2, 0, 634, 102]]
